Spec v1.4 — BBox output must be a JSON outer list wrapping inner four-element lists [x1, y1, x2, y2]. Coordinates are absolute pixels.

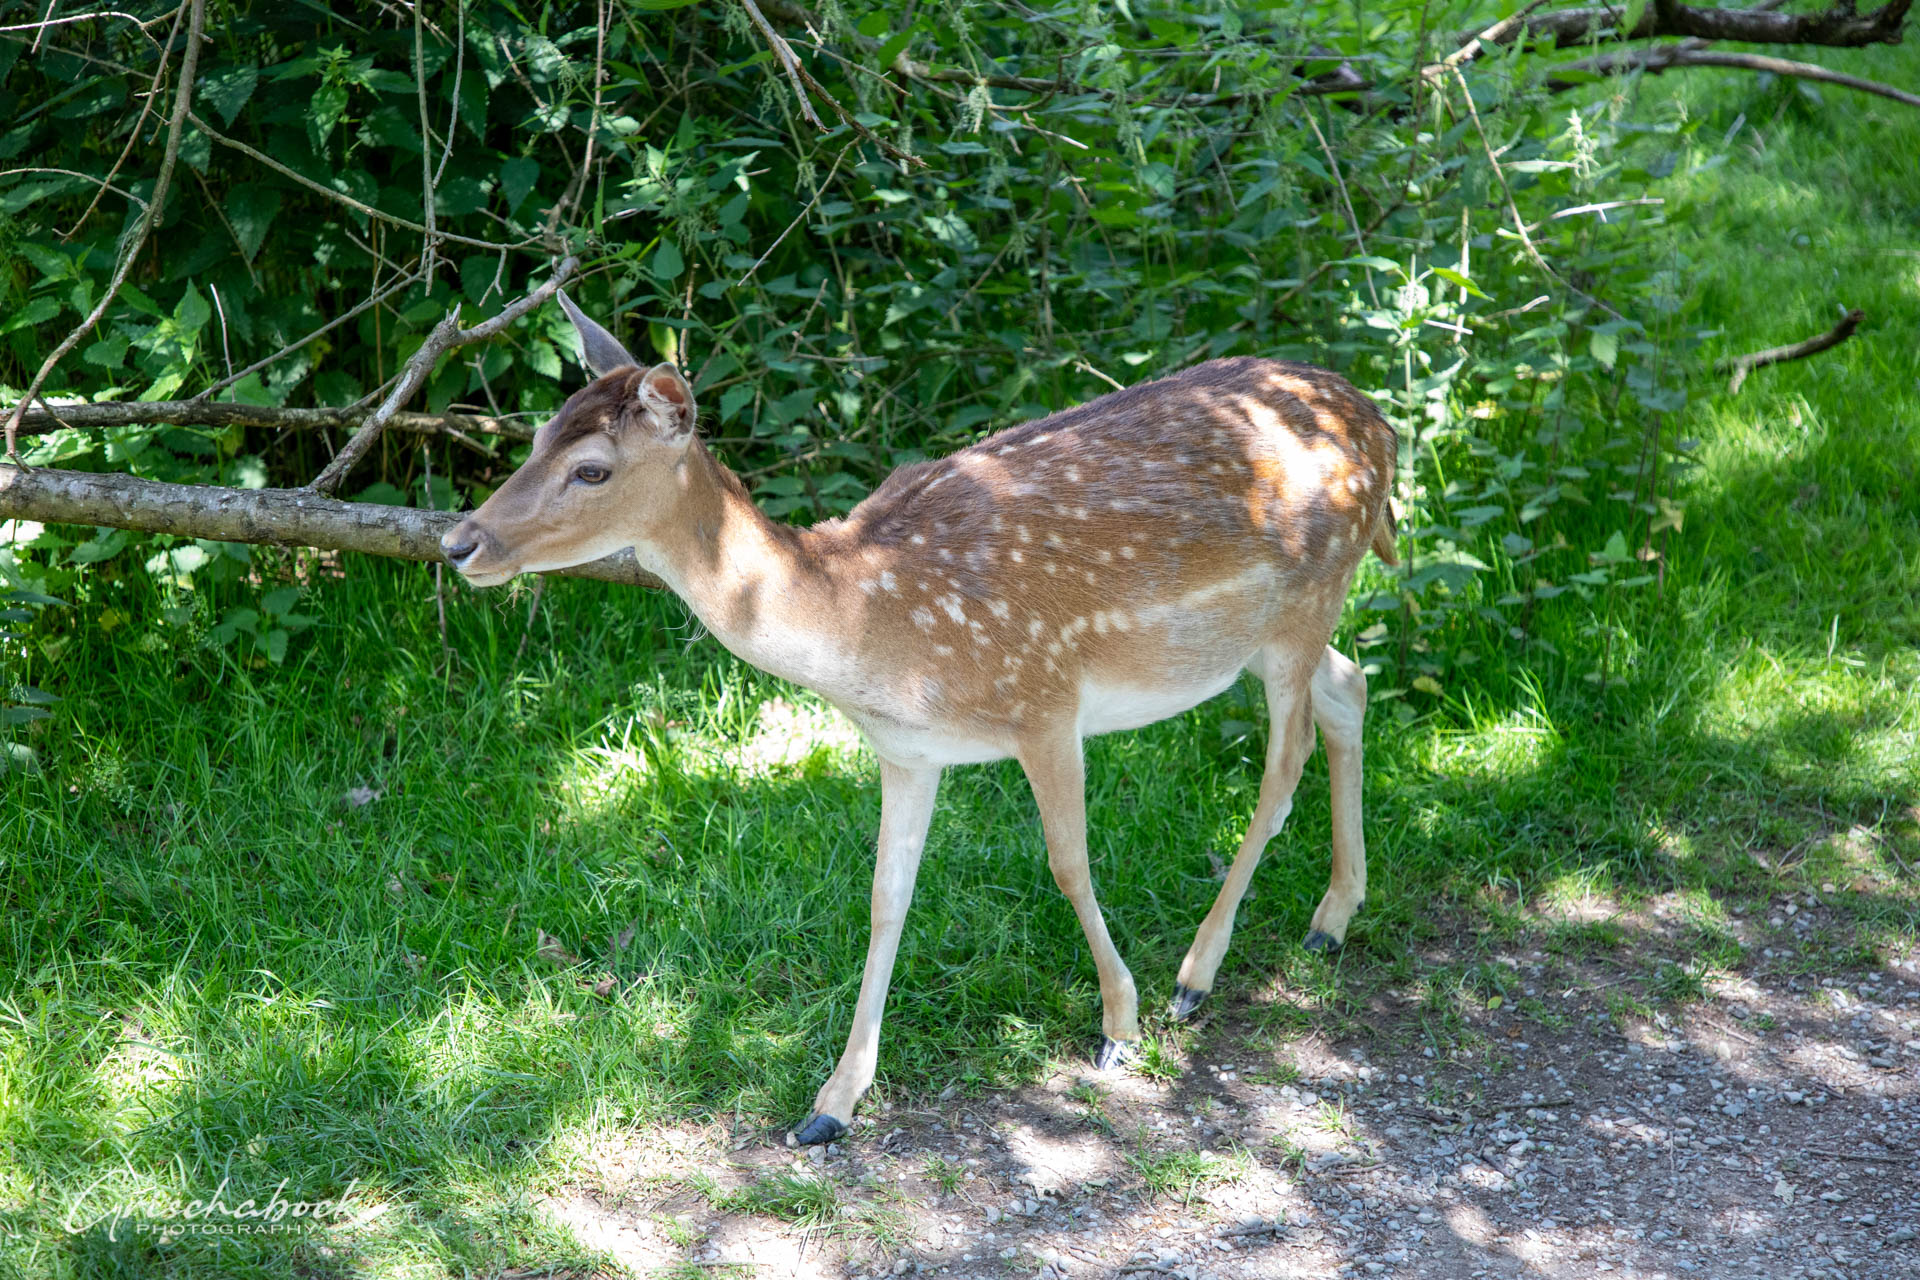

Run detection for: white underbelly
[[1077, 667, 1244, 737], [840, 707, 1012, 767]]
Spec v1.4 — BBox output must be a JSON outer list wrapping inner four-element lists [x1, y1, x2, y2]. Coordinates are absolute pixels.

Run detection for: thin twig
[[414, 0, 440, 287], [1716, 308, 1863, 394], [13, 399, 535, 441], [1304, 108, 1380, 307], [431, 0, 465, 189], [62, 0, 183, 238], [0, 166, 149, 211], [187, 112, 534, 255], [308, 256, 579, 495], [190, 268, 425, 403], [738, 0, 821, 127], [3, 0, 205, 461], [735, 143, 852, 286], [1426, 0, 1556, 81], [1450, 66, 1621, 319], [741, 0, 924, 167]]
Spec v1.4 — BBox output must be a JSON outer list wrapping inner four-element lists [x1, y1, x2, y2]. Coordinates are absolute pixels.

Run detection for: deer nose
[[440, 523, 482, 566]]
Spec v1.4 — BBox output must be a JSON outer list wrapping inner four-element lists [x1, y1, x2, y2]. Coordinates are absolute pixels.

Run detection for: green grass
[[4, 44, 1920, 1280]]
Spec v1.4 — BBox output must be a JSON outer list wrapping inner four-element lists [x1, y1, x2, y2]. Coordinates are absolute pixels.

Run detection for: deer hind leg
[[1019, 729, 1140, 1070], [1305, 645, 1368, 952], [1171, 648, 1316, 1021], [793, 759, 942, 1146]]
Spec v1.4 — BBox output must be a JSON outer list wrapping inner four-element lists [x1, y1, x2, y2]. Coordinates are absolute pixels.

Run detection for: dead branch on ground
[[1716, 309, 1864, 394]]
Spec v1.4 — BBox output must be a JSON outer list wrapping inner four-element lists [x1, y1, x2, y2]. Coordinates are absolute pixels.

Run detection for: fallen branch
[[3, 0, 205, 461], [0, 465, 664, 588], [1549, 46, 1920, 110], [1716, 308, 1864, 394], [307, 256, 578, 495], [1463, 0, 1912, 58], [11, 401, 536, 443]]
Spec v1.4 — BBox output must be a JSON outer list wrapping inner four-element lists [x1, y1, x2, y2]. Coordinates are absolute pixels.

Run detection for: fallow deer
[[442, 294, 1399, 1146]]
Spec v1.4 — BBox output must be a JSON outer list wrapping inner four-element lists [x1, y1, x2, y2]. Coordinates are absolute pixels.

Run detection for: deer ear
[[557, 289, 638, 378], [637, 363, 696, 439]]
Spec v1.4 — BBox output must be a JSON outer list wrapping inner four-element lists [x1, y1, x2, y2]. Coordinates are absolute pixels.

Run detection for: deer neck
[[639, 441, 843, 691]]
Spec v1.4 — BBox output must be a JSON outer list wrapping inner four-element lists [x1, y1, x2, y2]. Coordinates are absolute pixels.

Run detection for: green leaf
[[0, 297, 58, 334], [1589, 331, 1618, 370], [262, 587, 301, 615], [652, 238, 685, 280], [1429, 266, 1490, 300], [227, 185, 281, 262], [499, 156, 540, 213], [874, 28, 916, 70], [720, 384, 755, 423], [174, 283, 212, 334], [198, 65, 259, 125], [309, 81, 348, 151], [68, 529, 129, 565]]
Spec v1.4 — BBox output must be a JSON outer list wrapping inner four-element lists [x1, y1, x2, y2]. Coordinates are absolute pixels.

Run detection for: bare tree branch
[[0, 465, 664, 588], [1550, 45, 1920, 109], [739, 0, 822, 128], [1717, 308, 1864, 394], [12, 401, 535, 443], [3, 0, 205, 462], [307, 256, 579, 495], [1461, 0, 1912, 57]]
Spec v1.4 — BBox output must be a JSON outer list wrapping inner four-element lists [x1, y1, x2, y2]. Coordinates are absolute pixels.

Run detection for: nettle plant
[[1, 1, 1708, 699]]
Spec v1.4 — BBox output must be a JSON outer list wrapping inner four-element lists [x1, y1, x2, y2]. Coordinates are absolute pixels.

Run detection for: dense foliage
[[4, 0, 1725, 720]]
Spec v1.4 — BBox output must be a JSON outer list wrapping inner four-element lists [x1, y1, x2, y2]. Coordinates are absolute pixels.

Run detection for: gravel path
[[537, 891, 1920, 1280]]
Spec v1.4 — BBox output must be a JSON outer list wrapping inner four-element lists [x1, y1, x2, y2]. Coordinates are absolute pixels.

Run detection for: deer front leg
[[1019, 730, 1139, 1070], [793, 760, 941, 1146]]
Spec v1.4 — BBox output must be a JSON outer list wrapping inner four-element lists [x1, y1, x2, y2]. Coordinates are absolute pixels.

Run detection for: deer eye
[[572, 464, 610, 485]]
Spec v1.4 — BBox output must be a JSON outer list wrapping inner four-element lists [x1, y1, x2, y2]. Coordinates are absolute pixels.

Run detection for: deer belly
[[1076, 667, 1244, 737], [838, 705, 1013, 767]]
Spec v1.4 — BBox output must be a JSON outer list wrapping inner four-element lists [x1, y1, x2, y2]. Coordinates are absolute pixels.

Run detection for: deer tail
[[1369, 500, 1399, 567]]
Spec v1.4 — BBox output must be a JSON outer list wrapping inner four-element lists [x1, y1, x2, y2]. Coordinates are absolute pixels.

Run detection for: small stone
[[1821, 1191, 1847, 1203], [1888, 1226, 1917, 1243], [984, 1206, 1001, 1224]]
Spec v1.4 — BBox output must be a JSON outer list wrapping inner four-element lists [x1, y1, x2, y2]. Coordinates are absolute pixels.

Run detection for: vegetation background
[[0, 1, 1915, 1275]]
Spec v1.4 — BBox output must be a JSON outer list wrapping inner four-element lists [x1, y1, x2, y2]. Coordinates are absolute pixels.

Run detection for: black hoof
[[1094, 1037, 1138, 1072], [1303, 929, 1343, 954], [1171, 984, 1209, 1022], [791, 1112, 847, 1146]]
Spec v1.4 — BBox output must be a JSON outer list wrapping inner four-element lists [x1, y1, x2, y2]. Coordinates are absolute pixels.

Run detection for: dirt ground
[[532, 889, 1920, 1280]]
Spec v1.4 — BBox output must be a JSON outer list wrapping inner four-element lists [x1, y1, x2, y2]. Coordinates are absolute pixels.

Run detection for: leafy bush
[[2, 1, 1706, 701]]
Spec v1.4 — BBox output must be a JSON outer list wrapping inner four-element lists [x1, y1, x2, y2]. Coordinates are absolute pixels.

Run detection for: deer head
[[440, 292, 697, 586]]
